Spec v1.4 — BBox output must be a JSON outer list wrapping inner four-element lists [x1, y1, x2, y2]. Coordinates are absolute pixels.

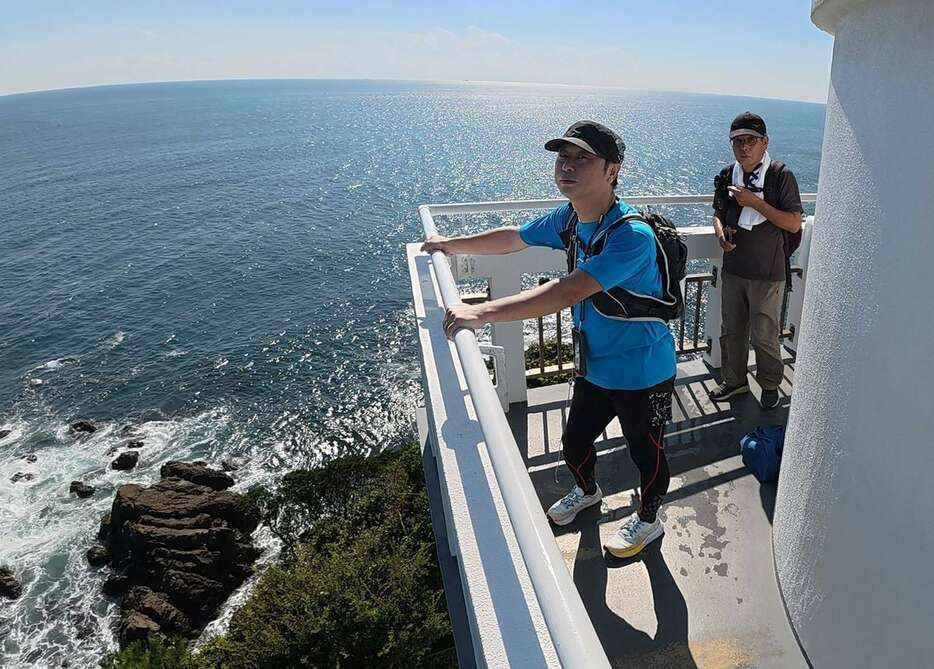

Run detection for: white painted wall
[[775, 1, 934, 666]]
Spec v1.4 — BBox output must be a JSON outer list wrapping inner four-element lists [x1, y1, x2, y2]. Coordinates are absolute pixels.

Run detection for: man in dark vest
[[422, 121, 677, 558], [708, 112, 804, 409]]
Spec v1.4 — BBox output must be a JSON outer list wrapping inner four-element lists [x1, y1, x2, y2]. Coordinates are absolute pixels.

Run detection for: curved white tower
[[774, 1, 934, 666]]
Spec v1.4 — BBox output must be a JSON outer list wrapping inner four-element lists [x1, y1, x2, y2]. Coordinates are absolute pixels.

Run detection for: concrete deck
[[510, 353, 806, 669]]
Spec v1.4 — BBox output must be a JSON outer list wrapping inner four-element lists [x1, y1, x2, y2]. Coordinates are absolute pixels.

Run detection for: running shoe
[[546, 485, 603, 526], [604, 512, 664, 558]]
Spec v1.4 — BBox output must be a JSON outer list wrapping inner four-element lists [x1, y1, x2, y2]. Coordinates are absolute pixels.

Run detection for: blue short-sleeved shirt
[[519, 200, 677, 390]]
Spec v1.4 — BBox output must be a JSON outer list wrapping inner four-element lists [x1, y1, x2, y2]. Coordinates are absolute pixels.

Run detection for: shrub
[[100, 638, 197, 669], [525, 338, 574, 388], [199, 443, 454, 668], [100, 443, 455, 669]]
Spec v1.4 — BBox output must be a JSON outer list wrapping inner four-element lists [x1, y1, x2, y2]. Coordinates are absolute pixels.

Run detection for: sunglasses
[[730, 136, 763, 148]]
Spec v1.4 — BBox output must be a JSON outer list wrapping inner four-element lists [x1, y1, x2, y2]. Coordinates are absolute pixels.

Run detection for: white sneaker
[[604, 512, 664, 558], [546, 485, 603, 526]]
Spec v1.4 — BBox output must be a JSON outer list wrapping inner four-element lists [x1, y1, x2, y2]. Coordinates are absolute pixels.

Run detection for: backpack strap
[[558, 209, 578, 250], [560, 209, 580, 274], [561, 207, 647, 273], [587, 213, 645, 257], [763, 160, 785, 204], [763, 160, 802, 290]]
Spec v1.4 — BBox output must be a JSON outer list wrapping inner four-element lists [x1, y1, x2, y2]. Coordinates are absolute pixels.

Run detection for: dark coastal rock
[[71, 421, 97, 434], [70, 481, 96, 498], [221, 458, 244, 472], [0, 429, 11, 440], [86, 544, 110, 566], [10, 472, 35, 483], [108, 439, 143, 456], [120, 425, 138, 436], [123, 586, 192, 638], [24, 454, 37, 463], [0, 566, 22, 599], [111, 451, 140, 470], [98, 513, 112, 541], [103, 573, 131, 597], [160, 461, 234, 491], [95, 464, 258, 646], [119, 611, 162, 645]]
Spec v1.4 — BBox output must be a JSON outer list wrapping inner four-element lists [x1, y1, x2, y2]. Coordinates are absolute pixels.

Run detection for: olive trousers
[[719, 273, 786, 391]]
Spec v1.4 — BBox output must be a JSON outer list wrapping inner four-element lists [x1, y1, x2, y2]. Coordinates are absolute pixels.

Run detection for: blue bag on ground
[[740, 425, 786, 483]]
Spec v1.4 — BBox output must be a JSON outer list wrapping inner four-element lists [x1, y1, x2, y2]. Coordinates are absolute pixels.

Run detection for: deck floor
[[508, 353, 806, 669]]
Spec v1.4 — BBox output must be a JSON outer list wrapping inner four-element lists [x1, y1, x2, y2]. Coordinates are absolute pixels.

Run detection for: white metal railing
[[416, 193, 815, 667], [419, 204, 610, 668]]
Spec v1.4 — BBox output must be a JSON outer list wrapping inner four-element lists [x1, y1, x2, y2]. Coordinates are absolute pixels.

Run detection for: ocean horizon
[[1, 77, 831, 106], [0, 78, 824, 667]]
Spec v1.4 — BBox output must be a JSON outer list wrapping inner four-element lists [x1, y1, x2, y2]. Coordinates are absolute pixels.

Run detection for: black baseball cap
[[545, 121, 625, 163], [730, 112, 767, 139]]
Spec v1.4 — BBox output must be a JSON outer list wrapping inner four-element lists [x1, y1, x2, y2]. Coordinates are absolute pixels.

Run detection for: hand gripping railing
[[418, 203, 611, 669]]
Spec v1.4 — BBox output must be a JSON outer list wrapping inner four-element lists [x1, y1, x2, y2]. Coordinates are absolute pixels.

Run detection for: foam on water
[[29, 358, 79, 373], [0, 406, 283, 667], [105, 332, 125, 350]]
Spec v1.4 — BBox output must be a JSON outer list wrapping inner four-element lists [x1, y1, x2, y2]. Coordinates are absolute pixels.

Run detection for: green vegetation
[[525, 338, 574, 388], [101, 443, 456, 669], [100, 639, 196, 669], [484, 338, 575, 388]]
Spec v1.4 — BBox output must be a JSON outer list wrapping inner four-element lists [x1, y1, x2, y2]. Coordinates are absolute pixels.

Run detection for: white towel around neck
[[731, 150, 771, 230]]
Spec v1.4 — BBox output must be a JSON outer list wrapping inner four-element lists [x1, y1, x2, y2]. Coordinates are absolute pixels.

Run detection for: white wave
[[29, 357, 79, 373], [197, 526, 281, 646], [105, 331, 125, 349], [0, 424, 22, 445], [0, 404, 259, 668]]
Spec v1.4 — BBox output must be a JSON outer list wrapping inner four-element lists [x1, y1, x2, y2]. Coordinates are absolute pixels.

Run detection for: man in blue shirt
[[422, 121, 677, 558]]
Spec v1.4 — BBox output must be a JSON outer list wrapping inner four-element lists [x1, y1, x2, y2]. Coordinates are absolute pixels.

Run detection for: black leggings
[[562, 376, 675, 522]]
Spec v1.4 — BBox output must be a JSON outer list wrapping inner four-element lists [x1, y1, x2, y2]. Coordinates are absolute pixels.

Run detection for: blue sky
[[0, 1, 833, 101]]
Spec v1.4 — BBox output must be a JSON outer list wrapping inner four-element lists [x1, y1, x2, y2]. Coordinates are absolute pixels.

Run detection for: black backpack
[[560, 209, 688, 322], [716, 160, 802, 288]]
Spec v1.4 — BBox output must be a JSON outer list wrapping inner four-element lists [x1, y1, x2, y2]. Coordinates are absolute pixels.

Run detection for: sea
[[0, 79, 824, 667]]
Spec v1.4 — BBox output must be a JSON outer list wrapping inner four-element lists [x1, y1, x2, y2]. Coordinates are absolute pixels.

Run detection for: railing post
[[489, 268, 528, 405], [784, 215, 814, 355], [702, 259, 723, 368]]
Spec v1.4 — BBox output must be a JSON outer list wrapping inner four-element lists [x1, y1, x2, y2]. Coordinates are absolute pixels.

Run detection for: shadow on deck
[[508, 353, 806, 669]]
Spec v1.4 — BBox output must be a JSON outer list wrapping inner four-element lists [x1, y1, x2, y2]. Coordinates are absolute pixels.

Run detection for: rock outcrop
[[160, 461, 234, 491], [86, 544, 110, 566], [111, 451, 140, 470], [71, 421, 97, 434], [90, 462, 259, 646], [70, 481, 96, 498], [0, 566, 22, 599]]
